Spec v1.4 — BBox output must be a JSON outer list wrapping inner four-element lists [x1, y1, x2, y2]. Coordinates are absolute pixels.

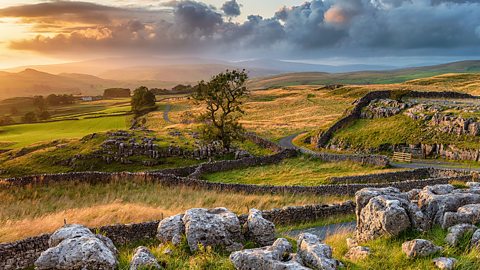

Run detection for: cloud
[[2, 0, 480, 59], [221, 0, 241, 17]]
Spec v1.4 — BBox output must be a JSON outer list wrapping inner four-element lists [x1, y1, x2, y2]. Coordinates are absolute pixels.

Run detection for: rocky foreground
[[32, 182, 480, 269]]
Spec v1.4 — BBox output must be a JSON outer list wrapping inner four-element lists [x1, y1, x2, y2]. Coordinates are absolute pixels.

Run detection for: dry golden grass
[[0, 180, 350, 242]]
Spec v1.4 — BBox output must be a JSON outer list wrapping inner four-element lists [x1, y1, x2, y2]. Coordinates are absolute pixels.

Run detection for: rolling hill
[[248, 60, 480, 89]]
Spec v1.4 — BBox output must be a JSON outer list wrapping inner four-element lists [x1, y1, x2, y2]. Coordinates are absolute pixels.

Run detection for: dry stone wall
[[0, 202, 354, 270]]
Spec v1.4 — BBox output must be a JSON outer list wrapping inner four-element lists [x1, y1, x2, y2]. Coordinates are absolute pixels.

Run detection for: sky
[[0, 0, 480, 69]]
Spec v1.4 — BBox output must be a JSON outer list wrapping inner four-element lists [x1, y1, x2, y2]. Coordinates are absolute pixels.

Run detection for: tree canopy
[[131, 86, 156, 114], [192, 69, 249, 150]]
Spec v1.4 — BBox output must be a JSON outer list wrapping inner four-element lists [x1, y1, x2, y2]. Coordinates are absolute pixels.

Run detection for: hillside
[[248, 60, 480, 89], [0, 69, 119, 99]]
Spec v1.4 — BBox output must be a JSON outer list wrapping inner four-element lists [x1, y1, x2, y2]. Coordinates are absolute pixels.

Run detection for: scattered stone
[[35, 236, 118, 270], [445, 223, 477, 246], [467, 182, 480, 188], [130, 246, 162, 270], [230, 238, 309, 270], [432, 257, 457, 270], [346, 238, 358, 249], [157, 214, 185, 246], [244, 208, 276, 246], [297, 233, 338, 270], [183, 207, 243, 252], [401, 239, 442, 258], [344, 246, 371, 261]]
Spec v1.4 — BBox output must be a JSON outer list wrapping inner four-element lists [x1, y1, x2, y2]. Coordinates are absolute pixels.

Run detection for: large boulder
[[244, 209, 276, 246], [470, 228, 480, 247], [130, 246, 162, 270], [183, 207, 243, 252], [442, 204, 480, 229], [230, 238, 309, 270], [35, 236, 118, 270], [48, 224, 94, 247], [297, 233, 338, 270], [156, 214, 185, 246], [445, 223, 477, 246], [355, 187, 428, 242], [401, 239, 442, 258]]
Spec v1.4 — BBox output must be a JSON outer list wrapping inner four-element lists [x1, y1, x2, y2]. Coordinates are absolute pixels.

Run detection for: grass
[[0, 179, 349, 242], [332, 114, 480, 151], [202, 155, 399, 186], [0, 115, 128, 150], [325, 226, 480, 269]]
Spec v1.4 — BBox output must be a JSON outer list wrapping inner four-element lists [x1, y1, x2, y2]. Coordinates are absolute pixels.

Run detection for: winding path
[[163, 104, 172, 123], [279, 133, 480, 171]]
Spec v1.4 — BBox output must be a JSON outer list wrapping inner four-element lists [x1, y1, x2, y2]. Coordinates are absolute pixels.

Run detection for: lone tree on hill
[[192, 69, 249, 150], [131, 86, 156, 114]]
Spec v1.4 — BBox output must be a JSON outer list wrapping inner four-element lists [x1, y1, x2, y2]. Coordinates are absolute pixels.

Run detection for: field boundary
[[0, 201, 355, 270]]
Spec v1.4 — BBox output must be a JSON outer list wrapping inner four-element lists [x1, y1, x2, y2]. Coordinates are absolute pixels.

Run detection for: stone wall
[[329, 168, 431, 184], [244, 132, 284, 152], [307, 151, 390, 167], [0, 202, 354, 270]]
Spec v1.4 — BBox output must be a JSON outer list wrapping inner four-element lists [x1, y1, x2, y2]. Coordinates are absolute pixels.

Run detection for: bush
[[0, 115, 14, 126], [131, 86, 156, 114]]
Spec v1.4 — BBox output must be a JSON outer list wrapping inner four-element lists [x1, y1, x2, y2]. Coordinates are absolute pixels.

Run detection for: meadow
[[0, 179, 350, 242], [203, 155, 400, 186]]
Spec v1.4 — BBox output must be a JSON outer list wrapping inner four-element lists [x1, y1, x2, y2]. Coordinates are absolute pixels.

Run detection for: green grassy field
[[331, 114, 480, 151], [0, 115, 128, 149], [202, 156, 399, 186]]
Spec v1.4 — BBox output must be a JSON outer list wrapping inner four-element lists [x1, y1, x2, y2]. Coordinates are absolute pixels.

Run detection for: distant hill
[[0, 69, 119, 99], [248, 60, 480, 89]]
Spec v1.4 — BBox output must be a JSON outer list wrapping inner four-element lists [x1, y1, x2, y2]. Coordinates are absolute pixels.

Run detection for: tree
[[131, 86, 156, 113], [37, 110, 51, 120], [22, 112, 37, 123], [192, 69, 249, 150], [33, 96, 46, 111], [0, 115, 14, 126]]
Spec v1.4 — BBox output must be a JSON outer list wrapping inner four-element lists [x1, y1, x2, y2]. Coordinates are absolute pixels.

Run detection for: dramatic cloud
[[221, 0, 241, 17], [2, 0, 480, 59]]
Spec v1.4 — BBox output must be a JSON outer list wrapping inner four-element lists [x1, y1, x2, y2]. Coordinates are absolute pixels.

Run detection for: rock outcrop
[[183, 208, 243, 252], [244, 208, 276, 246], [129, 246, 162, 270], [344, 246, 371, 261], [34, 225, 118, 270]]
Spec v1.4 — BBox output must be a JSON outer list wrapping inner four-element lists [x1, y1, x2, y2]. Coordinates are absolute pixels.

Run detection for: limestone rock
[[96, 234, 119, 256], [157, 214, 185, 246], [401, 239, 442, 258], [35, 236, 118, 270], [344, 246, 371, 261], [445, 223, 477, 246], [470, 229, 480, 247], [418, 185, 480, 225], [432, 257, 457, 270], [443, 204, 480, 229], [466, 182, 480, 188], [230, 238, 309, 270], [130, 246, 162, 270], [297, 233, 338, 270], [244, 208, 276, 246], [48, 224, 94, 247], [356, 195, 411, 241], [183, 207, 243, 252]]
